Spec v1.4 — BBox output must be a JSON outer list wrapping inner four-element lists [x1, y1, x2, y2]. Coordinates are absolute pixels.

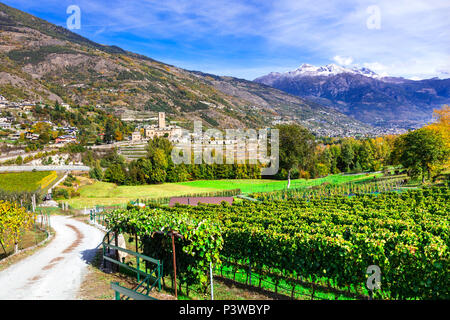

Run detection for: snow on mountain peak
[[281, 63, 381, 79]]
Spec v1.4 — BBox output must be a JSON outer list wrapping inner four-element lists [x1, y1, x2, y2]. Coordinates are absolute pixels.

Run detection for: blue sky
[[3, 0, 450, 80]]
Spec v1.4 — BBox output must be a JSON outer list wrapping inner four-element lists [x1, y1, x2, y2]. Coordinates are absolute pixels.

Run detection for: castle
[[131, 112, 182, 142]]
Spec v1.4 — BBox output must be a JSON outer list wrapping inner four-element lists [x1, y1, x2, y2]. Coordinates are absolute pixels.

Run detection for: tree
[[357, 140, 375, 171], [38, 131, 50, 145], [276, 124, 316, 188], [33, 122, 51, 135], [316, 163, 329, 177], [166, 163, 190, 182], [426, 105, 450, 172], [328, 144, 341, 174], [89, 160, 103, 181], [0, 201, 34, 253], [148, 148, 168, 183], [15, 156, 23, 165], [341, 139, 355, 172], [147, 136, 172, 158], [103, 117, 116, 144], [393, 128, 449, 182], [114, 129, 123, 141], [104, 164, 126, 184]]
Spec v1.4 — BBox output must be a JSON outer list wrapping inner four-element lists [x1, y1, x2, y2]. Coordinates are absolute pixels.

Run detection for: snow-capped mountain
[[254, 64, 450, 129], [260, 64, 382, 85]]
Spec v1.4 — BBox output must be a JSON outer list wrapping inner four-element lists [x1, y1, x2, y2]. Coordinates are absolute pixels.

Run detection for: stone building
[[144, 112, 182, 140], [131, 131, 142, 142]]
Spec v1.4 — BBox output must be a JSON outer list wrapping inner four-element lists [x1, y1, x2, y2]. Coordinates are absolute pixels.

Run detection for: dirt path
[[0, 215, 104, 300]]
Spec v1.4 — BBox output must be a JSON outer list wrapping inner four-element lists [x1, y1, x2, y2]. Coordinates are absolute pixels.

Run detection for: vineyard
[[0, 200, 39, 258], [0, 171, 58, 193], [105, 186, 449, 300], [105, 208, 223, 293], [251, 175, 409, 201]]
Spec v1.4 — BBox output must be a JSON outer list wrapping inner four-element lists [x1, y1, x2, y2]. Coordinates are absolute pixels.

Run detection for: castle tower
[[158, 112, 166, 128]]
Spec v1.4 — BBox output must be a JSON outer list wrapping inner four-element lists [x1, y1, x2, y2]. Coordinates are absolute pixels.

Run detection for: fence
[[89, 214, 164, 300], [35, 210, 51, 234], [0, 190, 42, 210], [137, 189, 242, 206], [111, 282, 158, 300], [252, 176, 409, 201], [102, 231, 162, 300], [89, 204, 127, 228]]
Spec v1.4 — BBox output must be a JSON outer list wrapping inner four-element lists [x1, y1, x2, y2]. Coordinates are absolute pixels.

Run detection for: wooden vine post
[[171, 232, 177, 299], [210, 261, 214, 300], [248, 253, 252, 286], [135, 233, 138, 254], [169, 230, 184, 299]]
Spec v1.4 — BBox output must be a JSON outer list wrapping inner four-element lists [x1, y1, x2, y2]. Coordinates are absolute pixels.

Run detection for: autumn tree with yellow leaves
[[426, 105, 450, 171], [392, 106, 450, 182]]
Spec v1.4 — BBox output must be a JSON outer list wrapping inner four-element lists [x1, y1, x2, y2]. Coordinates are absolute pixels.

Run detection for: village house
[[60, 103, 72, 111], [55, 135, 77, 144], [0, 95, 9, 108], [22, 104, 34, 112], [131, 131, 142, 142], [25, 132, 40, 140], [20, 101, 35, 110], [0, 117, 12, 129], [8, 133, 21, 141]]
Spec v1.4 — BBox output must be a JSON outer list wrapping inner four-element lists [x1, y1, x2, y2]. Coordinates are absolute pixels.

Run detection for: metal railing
[[102, 231, 163, 300], [111, 282, 158, 300]]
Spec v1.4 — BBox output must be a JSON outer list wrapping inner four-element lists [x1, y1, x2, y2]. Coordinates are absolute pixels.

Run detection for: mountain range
[[260, 64, 383, 80], [2, 2, 447, 136], [255, 64, 450, 129], [0, 2, 377, 137]]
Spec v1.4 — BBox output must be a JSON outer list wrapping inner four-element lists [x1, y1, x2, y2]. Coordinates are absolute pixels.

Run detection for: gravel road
[[0, 216, 105, 300]]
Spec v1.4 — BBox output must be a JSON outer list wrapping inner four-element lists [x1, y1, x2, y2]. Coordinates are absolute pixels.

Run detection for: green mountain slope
[[0, 2, 373, 136]]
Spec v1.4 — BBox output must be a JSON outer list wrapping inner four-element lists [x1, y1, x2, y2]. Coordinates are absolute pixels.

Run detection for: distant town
[[0, 94, 408, 151]]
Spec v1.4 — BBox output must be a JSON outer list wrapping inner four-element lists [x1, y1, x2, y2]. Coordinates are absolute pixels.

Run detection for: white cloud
[[333, 56, 354, 66], [75, 0, 450, 79], [362, 62, 389, 77], [10, 0, 449, 80]]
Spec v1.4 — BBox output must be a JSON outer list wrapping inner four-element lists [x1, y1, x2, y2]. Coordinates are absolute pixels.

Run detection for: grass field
[[66, 181, 220, 209], [66, 173, 381, 209], [0, 171, 58, 192], [177, 173, 382, 193]]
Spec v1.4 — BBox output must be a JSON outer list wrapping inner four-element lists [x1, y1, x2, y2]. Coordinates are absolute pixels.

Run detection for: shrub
[[53, 188, 69, 199]]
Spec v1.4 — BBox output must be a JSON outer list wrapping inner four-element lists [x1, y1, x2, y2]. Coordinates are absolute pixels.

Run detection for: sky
[[3, 0, 450, 80]]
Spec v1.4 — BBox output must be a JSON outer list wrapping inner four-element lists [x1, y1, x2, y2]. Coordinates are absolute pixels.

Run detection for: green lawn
[[66, 173, 381, 209], [176, 173, 382, 193], [0, 171, 57, 192]]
